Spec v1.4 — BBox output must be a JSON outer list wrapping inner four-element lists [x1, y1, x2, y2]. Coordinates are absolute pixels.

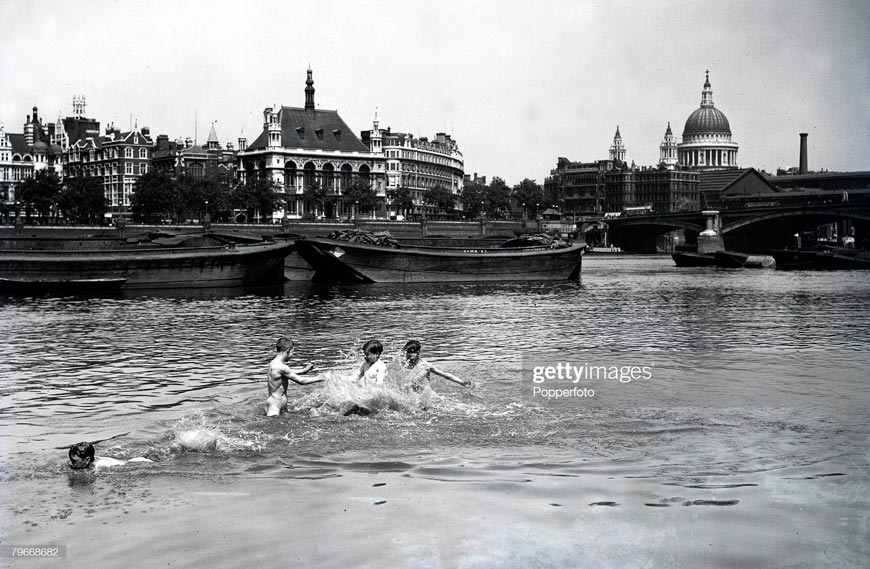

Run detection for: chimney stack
[[799, 133, 808, 175]]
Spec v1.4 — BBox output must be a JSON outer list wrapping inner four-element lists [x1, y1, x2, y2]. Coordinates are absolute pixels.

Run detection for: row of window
[[69, 163, 149, 177], [382, 148, 461, 167], [69, 146, 149, 162]]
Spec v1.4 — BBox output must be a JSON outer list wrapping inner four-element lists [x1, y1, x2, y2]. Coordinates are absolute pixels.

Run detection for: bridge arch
[[722, 209, 870, 233]]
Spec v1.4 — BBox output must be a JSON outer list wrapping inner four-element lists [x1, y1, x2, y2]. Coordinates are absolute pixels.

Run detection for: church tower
[[609, 126, 626, 162], [659, 122, 678, 168]]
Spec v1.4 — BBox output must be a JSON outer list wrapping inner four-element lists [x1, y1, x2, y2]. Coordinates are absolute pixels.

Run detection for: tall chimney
[[799, 133, 808, 174]]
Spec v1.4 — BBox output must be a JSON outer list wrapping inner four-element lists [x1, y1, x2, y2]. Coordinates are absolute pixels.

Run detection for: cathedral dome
[[683, 106, 731, 137], [681, 71, 731, 139]]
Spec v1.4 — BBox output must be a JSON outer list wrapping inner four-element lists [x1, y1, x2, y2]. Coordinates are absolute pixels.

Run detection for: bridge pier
[[698, 210, 723, 254]]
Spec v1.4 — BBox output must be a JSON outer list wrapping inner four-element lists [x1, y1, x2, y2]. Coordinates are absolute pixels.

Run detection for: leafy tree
[[343, 178, 379, 214], [512, 178, 545, 217], [460, 182, 486, 218], [387, 187, 415, 217], [18, 169, 62, 220], [302, 181, 336, 217], [57, 177, 106, 224], [131, 171, 180, 222], [426, 184, 456, 215], [231, 177, 283, 222], [485, 177, 512, 219], [177, 175, 230, 221]]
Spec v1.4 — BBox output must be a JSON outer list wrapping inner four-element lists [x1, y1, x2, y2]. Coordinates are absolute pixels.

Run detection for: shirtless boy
[[267, 337, 325, 416], [402, 340, 472, 391]]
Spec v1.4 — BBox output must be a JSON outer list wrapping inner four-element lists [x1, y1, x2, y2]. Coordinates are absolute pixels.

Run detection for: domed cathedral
[[677, 71, 739, 171]]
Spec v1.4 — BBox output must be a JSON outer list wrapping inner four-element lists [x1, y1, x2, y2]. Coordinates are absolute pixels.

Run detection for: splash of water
[[162, 412, 271, 456]]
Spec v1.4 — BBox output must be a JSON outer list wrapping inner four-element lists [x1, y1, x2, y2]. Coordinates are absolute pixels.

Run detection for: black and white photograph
[[1, 1, 868, 567]]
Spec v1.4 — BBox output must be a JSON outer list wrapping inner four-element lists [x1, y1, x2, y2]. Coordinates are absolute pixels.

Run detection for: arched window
[[303, 162, 317, 191], [359, 164, 371, 186], [284, 161, 297, 192], [139, 148, 147, 159], [323, 163, 335, 193], [189, 163, 205, 178], [340, 164, 353, 193], [125, 147, 133, 158]]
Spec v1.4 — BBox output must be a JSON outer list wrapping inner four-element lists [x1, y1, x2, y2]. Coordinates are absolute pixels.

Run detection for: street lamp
[[480, 200, 485, 220], [522, 202, 526, 219]]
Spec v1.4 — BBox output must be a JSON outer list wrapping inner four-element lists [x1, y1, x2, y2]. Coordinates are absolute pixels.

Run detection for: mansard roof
[[247, 106, 369, 153], [7, 133, 29, 154]]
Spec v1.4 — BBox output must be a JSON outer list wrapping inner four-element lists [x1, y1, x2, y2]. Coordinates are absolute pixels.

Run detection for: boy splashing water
[[401, 340, 472, 391], [266, 337, 325, 417]]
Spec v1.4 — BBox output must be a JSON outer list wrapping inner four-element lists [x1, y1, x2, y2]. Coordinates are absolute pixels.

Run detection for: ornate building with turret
[[677, 71, 739, 170], [0, 106, 64, 214], [237, 68, 386, 220]]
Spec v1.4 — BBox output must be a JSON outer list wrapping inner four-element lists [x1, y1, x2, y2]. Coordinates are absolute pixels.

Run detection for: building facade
[[63, 123, 153, 217], [361, 118, 464, 217], [237, 68, 386, 219], [152, 123, 237, 184], [677, 71, 739, 170], [1, 106, 64, 213]]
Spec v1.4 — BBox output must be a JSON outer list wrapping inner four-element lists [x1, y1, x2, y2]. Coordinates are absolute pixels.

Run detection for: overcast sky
[[1, 0, 868, 185]]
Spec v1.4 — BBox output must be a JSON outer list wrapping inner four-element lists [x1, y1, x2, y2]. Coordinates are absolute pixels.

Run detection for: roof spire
[[701, 70, 714, 107], [305, 67, 315, 111]]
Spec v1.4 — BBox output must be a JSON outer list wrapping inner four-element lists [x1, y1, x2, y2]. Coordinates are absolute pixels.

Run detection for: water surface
[[1, 256, 867, 567]]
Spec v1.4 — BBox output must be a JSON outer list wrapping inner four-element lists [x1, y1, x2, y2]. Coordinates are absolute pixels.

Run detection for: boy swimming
[[266, 337, 325, 416], [401, 340, 472, 391], [68, 442, 153, 470]]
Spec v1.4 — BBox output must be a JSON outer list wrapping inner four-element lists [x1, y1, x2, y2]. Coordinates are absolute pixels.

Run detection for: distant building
[[64, 121, 153, 217], [152, 123, 237, 184], [0, 106, 64, 212], [361, 117, 464, 217], [545, 155, 699, 216], [237, 68, 386, 220], [677, 71, 739, 171], [698, 168, 780, 209], [545, 158, 616, 214]]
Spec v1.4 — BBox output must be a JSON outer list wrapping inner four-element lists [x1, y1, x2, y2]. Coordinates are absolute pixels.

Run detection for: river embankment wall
[[0, 219, 533, 239]]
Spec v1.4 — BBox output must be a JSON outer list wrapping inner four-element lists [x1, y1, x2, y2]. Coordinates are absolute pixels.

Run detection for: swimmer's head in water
[[276, 337, 294, 353], [68, 442, 95, 470], [362, 339, 383, 356]]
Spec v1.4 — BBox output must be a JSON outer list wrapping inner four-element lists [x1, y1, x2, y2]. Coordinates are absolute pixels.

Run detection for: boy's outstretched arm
[[430, 365, 472, 387], [291, 363, 315, 374], [287, 370, 326, 385]]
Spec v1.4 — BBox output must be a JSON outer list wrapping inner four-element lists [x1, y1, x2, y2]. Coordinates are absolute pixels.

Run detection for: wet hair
[[362, 339, 383, 356], [69, 442, 95, 470], [276, 337, 294, 352], [403, 340, 421, 354]]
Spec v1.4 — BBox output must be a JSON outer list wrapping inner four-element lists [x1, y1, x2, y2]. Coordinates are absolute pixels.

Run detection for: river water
[[1, 256, 868, 568]]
